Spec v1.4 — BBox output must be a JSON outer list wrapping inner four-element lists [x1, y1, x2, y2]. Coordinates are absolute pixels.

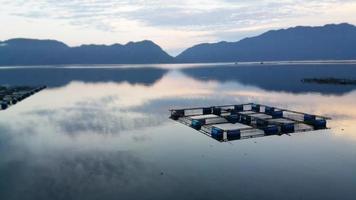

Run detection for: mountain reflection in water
[[0, 67, 168, 87], [182, 64, 356, 95]]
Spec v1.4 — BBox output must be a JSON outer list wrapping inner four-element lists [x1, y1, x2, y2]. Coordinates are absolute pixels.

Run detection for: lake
[[0, 63, 356, 200]]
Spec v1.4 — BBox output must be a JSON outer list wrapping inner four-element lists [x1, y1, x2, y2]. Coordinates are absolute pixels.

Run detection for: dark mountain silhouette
[[0, 39, 173, 65], [176, 23, 356, 63], [1, 23, 356, 65]]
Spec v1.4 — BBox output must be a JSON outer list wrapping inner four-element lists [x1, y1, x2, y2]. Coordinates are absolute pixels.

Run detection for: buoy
[[1, 102, 8, 110]]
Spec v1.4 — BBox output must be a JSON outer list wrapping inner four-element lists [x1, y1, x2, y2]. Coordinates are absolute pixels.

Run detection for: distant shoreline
[[1, 60, 356, 68]]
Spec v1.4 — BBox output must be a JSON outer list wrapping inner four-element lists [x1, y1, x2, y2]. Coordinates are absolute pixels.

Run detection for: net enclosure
[[170, 103, 330, 142]]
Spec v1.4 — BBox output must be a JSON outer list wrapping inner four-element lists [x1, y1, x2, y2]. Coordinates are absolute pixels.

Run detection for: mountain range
[[0, 39, 173, 65], [1, 23, 356, 66]]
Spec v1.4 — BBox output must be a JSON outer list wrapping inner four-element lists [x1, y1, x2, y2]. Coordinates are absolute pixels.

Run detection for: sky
[[0, 0, 356, 55]]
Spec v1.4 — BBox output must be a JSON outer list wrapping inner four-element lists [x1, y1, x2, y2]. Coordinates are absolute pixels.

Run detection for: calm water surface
[[0, 63, 356, 200]]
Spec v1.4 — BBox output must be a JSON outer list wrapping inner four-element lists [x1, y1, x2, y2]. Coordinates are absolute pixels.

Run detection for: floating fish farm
[[170, 103, 330, 142], [0, 85, 46, 110]]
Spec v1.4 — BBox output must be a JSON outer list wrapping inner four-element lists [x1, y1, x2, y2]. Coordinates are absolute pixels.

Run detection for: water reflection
[[0, 67, 168, 87], [0, 64, 356, 200], [182, 64, 356, 95]]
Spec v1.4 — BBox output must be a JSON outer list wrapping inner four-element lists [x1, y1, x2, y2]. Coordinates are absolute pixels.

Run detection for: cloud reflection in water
[[1, 64, 356, 200]]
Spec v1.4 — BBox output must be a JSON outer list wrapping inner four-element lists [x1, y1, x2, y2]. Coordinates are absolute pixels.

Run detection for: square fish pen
[[170, 103, 330, 142]]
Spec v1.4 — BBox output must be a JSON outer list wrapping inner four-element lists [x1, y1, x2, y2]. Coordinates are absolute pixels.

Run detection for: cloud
[[6, 0, 352, 28]]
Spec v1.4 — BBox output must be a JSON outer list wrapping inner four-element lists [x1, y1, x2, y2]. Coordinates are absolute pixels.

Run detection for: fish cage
[[0, 85, 46, 110], [170, 103, 330, 142]]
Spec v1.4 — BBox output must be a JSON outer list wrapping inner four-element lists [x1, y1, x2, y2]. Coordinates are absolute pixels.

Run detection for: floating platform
[[0, 85, 46, 110], [170, 103, 330, 142]]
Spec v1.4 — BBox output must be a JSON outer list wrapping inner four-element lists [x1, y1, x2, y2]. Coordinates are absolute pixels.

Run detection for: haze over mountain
[[1, 23, 356, 66]]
